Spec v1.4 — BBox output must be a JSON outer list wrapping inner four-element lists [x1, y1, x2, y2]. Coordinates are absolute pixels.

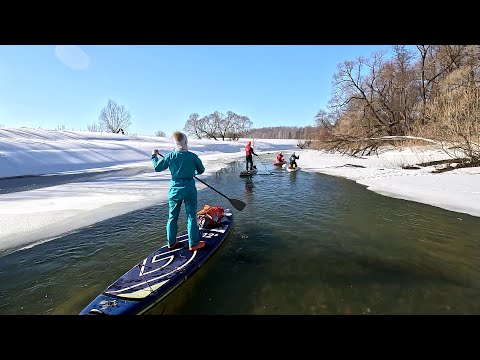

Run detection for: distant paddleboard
[[239, 168, 257, 177]]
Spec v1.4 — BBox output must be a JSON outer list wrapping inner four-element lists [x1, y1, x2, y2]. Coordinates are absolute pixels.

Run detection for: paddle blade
[[229, 198, 246, 211]]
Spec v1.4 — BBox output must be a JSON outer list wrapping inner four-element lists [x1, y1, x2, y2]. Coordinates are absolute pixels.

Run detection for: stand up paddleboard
[[80, 210, 234, 315], [273, 161, 286, 166], [239, 167, 257, 177], [287, 166, 300, 172]]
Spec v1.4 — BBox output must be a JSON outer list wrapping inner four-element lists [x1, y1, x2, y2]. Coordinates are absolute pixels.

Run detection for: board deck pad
[[239, 168, 257, 176], [79, 210, 234, 315]]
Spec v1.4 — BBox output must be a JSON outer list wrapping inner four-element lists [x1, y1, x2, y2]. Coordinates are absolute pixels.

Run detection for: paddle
[[155, 152, 246, 211]]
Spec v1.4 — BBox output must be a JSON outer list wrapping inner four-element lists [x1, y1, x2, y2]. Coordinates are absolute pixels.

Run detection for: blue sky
[[0, 45, 411, 136]]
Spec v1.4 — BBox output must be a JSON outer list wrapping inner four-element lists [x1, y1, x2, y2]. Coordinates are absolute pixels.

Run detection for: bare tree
[[326, 51, 403, 152], [203, 112, 221, 140], [221, 112, 253, 140], [415, 45, 467, 123], [312, 110, 334, 144], [202, 111, 224, 140], [330, 55, 384, 135], [228, 115, 252, 140], [421, 68, 480, 161], [155, 130, 166, 137], [184, 113, 205, 139], [296, 126, 317, 148], [217, 111, 235, 141], [388, 45, 418, 134], [99, 99, 132, 133], [184, 111, 252, 140]]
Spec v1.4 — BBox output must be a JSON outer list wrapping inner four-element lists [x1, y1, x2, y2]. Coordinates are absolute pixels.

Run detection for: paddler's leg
[[184, 184, 204, 250], [167, 187, 182, 247]]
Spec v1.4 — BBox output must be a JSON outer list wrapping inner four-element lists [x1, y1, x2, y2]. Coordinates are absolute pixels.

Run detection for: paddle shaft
[[193, 175, 232, 200], [255, 154, 274, 175]]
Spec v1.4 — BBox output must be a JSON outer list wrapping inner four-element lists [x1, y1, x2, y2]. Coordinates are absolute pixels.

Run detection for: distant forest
[[248, 126, 316, 140]]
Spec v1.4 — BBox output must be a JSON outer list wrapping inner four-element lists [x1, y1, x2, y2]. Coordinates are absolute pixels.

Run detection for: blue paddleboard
[[79, 210, 234, 315]]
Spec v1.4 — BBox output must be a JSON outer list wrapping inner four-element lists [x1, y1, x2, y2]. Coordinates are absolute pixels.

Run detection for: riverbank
[[298, 146, 480, 218]]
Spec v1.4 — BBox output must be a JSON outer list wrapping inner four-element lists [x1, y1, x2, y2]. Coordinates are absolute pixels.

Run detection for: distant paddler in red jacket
[[275, 152, 285, 164], [245, 141, 258, 171]]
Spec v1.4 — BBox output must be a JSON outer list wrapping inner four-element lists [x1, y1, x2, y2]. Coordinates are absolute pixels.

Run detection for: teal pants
[[167, 183, 200, 248]]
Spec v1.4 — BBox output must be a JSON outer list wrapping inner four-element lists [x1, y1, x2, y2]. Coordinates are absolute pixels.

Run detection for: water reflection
[[244, 179, 254, 204]]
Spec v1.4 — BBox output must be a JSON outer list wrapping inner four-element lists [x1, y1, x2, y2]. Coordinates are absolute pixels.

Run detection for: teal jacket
[[151, 151, 205, 187]]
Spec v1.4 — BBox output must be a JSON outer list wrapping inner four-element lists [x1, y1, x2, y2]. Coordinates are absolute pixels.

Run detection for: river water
[[1, 156, 479, 315]]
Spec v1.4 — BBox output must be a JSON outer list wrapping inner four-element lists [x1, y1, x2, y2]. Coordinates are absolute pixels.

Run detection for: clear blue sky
[[0, 45, 410, 136]]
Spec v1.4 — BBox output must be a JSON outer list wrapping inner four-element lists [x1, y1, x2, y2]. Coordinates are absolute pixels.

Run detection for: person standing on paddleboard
[[151, 131, 206, 251], [245, 140, 258, 171]]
